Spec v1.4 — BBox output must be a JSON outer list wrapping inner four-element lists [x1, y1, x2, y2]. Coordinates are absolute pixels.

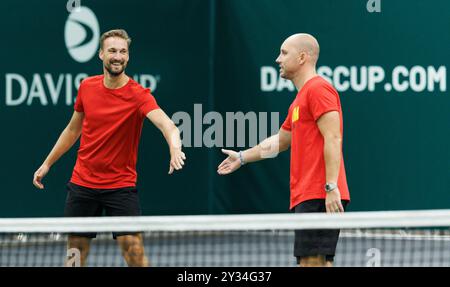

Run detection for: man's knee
[[68, 235, 91, 247], [68, 235, 91, 251], [117, 234, 148, 266], [122, 237, 145, 256]]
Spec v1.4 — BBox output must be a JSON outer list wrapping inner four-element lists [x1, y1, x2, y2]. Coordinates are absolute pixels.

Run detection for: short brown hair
[[99, 29, 131, 50]]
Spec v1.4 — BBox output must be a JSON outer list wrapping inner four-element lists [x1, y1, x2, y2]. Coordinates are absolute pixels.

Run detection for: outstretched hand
[[217, 149, 242, 175]]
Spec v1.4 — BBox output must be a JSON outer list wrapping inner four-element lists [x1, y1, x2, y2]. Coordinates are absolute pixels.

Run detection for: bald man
[[217, 34, 350, 267]]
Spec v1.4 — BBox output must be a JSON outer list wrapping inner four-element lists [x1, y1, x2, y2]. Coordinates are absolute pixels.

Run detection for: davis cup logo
[[64, 6, 100, 63]]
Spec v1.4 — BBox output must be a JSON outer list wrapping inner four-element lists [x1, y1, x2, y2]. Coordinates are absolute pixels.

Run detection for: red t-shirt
[[281, 76, 350, 209], [70, 75, 160, 189]]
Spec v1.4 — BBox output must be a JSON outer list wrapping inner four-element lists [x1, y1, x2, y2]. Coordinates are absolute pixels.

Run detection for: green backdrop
[[1, 0, 449, 217]]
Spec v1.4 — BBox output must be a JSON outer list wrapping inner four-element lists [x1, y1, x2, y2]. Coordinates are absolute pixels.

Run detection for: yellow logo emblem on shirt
[[292, 106, 299, 123]]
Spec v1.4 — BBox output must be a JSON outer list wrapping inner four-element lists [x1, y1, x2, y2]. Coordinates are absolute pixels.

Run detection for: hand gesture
[[168, 148, 186, 174], [217, 149, 242, 175]]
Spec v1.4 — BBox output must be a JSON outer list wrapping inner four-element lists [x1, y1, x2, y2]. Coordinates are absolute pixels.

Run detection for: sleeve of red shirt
[[74, 82, 84, 112], [281, 105, 292, 131], [138, 88, 160, 117], [308, 82, 340, 121]]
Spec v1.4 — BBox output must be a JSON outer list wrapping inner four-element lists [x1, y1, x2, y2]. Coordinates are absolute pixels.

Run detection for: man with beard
[[217, 34, 350, 267], [32, 29, 186, 267]]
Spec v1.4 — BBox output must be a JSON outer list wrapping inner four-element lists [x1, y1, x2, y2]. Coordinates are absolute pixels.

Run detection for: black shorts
[[293, 199, 349, 263], [64, 182, 142, 239]]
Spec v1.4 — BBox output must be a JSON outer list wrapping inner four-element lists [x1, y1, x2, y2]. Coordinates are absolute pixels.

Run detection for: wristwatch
[[324, 182, 338, 193], [239, 151, 246, 166]]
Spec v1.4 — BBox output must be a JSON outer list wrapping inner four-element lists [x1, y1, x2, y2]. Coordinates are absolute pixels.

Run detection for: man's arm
[[317, 111, 344, 213], [33, 111, 84, 189], [146, 109, 186, 174], [217, 128, 291, 175]]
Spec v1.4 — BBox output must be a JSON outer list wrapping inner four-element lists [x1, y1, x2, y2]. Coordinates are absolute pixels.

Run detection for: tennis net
[[1, 210, 450, 267]]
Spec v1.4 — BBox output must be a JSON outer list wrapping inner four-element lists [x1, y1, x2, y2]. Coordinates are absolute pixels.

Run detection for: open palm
[[217, 149, 241, 175]]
